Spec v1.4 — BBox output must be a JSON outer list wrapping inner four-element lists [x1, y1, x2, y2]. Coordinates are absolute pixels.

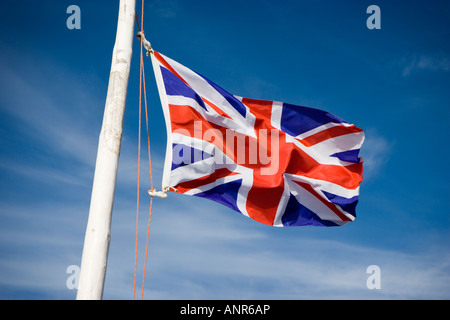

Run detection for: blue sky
[[0, 0, 449, 299]]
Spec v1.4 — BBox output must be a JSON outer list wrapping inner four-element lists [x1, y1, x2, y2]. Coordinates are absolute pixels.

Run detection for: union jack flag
[[151, 51, 364, 227]]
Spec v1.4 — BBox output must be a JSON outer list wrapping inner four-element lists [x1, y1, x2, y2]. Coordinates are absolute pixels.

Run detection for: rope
[[140, 29, 154, 300], [132, 11, 143, 299], [134, 13, 141, 32], [133, 0, 154, 300]]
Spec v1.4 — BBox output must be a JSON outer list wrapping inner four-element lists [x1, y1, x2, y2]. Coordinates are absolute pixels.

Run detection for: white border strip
[[151, 53, 173, 189]]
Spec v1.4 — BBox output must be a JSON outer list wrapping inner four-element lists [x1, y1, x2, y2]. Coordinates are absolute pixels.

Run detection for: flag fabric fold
[[151, 51, 364, 227]]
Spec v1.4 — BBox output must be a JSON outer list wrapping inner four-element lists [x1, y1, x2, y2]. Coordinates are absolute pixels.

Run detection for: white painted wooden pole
[[77, 0, 136, 300]]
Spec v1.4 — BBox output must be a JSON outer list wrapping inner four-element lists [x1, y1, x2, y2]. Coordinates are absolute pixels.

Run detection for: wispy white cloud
[[0, 47, 136, 298], [399, 53, 450, 77], [0, 201, 88, 299], [103, 196, 450, 300], [2, 193, 448, 300], [0, 53, 102, 168], [0, 45, 166, 191], [0, 159, 88, 187], [360, 128, 392, 180]]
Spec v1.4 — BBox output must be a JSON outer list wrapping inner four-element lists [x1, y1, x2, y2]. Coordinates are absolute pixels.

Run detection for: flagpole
[[77, 0, 136, 300]]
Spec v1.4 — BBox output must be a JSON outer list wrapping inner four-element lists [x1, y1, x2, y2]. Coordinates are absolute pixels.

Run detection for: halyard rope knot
[[147, 189, 167, 199], [136, 31, 153, 56]]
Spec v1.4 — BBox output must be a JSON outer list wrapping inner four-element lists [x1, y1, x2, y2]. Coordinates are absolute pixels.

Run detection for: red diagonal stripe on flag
[[176, 168, 239, 193]]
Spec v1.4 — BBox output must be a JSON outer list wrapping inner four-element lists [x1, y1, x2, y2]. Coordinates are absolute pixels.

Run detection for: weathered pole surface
[[77, 0, 136, 300]]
